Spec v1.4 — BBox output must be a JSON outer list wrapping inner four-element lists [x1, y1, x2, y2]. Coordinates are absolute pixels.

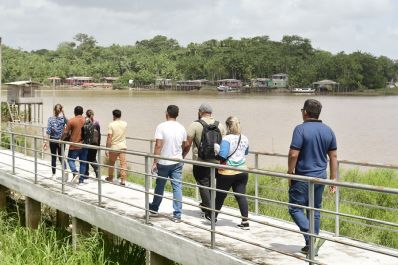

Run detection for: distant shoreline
[[35, 86, 398, 97]]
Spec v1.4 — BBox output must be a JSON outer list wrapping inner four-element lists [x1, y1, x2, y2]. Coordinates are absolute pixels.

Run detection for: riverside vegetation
[[126, 167, 398, 249], [2, 33, 397, 90], [0, 211, 146, 265]]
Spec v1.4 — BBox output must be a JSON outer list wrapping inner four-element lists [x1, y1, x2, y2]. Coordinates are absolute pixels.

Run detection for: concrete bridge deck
[[0, 149, 397, 265]]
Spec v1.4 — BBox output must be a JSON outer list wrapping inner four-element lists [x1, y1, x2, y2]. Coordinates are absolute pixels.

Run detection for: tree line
[[1, 33, 397, 89]]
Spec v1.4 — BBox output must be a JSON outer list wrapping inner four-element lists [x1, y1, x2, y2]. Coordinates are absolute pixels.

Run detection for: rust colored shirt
[[64, 115, 85, 150]]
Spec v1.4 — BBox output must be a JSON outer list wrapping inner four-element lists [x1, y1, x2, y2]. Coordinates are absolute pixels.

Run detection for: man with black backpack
[[83, 109, 101, 179], [183, 103, 226, 215]]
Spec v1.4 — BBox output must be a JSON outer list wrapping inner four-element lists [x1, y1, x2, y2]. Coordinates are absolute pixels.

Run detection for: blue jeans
[[149, 163, 183, 218], [67, 148, 88, 182], [288, 180, 325, 246]]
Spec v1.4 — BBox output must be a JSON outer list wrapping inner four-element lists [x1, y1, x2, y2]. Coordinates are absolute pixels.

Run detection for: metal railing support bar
[[149, 141, 153, 189], [144, 156, 150, 224], [97, 149, 102, 206], [61, 143, 65, 194], [11, 132, 15, 175], [210, 167, 216, 249], [24, 123, 27, 155], [335, 161, 340, 237], [308, 181, 315, 264], [34, 137, 38, 184], [254, 153, 259, 214]]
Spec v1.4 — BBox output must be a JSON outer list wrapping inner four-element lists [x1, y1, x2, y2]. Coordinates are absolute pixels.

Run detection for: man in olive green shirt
[[183, 103, 226, 215]]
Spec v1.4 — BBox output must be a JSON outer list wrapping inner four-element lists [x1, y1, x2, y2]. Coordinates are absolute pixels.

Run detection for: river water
[[42, 91, 398, 165]]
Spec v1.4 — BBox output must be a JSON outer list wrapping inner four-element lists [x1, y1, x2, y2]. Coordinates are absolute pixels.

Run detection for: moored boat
[[291, 87, 315, 93]]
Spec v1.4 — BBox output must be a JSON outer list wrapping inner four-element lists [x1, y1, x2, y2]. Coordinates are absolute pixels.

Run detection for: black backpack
[[82, 118, 96, 145], [196, 120, 222, 160]]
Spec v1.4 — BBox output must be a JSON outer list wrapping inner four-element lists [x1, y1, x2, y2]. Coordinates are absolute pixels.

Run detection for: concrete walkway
[[0, 149, 397, 265]]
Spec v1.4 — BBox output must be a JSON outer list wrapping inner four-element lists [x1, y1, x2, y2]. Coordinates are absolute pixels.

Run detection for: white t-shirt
[[154, 120, 187, 165]]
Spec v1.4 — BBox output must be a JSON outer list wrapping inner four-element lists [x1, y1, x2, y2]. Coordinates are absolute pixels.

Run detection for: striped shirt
[[46, 116, 67, 139]]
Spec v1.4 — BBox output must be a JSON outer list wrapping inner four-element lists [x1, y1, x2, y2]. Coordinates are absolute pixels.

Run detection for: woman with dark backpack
[[43, 104, 68, 179], [205, 116, 250, 230], [84, 109, 101, 178]]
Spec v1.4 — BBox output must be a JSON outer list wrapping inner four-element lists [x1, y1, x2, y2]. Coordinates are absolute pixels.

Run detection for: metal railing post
[[254, 153, 259, 214], [97, 148, 102, 206], [61, 143, 66, 194], [335, 161, 340, 237], [34, 137, 38, 184], [24, 123, 27, 155], [11, 132, 15, 175], [308, 181, 315, 264], [210, 167, 216, 249], [145, 156, 150, 224], [41, 127, 45, 159], [149, 140, 154, 189]]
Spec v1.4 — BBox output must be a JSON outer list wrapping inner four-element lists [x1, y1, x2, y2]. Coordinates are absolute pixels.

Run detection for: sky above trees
[[0, 0, 398, 59]]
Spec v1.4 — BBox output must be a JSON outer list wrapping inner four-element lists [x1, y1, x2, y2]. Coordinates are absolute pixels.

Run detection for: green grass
[[125, 167, 398, 249], [0, 210, 145, 265]]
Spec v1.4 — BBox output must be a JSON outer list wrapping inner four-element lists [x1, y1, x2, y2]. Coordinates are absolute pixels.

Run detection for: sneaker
[[149, 210, 159, 217], [119, 182, 125, 186], [171, 216, 182, 223], [63, 171, 69, 182], [204, 213, 217, 223], [237, 221, 250, 230], [105, 177, 113, 182], [314, 238, 326, 256], [72, 173, 79, 184], [300, 245, 309, 254]]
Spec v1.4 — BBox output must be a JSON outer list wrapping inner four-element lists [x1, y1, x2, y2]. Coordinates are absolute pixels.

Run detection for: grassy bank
[[0, 211, 146, 265], [126, 167, 398, 249]]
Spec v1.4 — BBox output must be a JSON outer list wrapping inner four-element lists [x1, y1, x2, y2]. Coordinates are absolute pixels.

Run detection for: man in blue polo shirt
[[287, 99, 337, 257]]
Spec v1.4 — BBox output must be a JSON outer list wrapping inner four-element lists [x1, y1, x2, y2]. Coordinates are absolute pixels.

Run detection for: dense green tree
[[1, 33, 397, 90]]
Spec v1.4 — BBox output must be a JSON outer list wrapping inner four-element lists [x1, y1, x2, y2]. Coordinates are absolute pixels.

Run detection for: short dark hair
[[74, 106, 83, 116], [167, 105, 179, 118], [112, 109, 121, 118], [303, 99, 322, 119]]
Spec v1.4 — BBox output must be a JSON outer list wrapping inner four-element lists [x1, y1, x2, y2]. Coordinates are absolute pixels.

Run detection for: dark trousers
[[193, 165, 212, 209], [49, 142, 66, 174], [85, 148, 99, 178], [215, 172, 249, 220]]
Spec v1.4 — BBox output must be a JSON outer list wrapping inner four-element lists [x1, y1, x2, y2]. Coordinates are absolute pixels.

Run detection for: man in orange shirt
[[62, 106, 88, 184]]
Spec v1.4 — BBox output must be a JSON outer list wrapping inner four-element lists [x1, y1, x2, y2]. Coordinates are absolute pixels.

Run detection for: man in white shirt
[[149, 105, 187, 222]]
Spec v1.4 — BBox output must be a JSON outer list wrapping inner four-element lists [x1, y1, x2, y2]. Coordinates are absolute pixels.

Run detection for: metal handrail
[[1, 129, 398, 264]]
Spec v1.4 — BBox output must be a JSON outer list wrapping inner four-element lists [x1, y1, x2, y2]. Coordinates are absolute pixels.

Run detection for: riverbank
[[36, 85, 398, 96]]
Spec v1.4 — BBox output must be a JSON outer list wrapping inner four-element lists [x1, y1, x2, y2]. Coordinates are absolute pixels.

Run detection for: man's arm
[[152, 139, 163, 172], [105, 134, 112, 156], [61, 121, 71, 141], [287, 149, 300, 187], [328, 150, 338, 193], [182, 137, 193, 158], [181, 140, 187, 158]]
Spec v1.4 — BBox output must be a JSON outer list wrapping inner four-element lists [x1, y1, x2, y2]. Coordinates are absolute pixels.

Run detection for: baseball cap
[[199, 103, 213, 113]]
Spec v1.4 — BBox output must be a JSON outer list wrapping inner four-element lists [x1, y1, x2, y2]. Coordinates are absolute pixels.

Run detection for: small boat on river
[[217, 85, 239, 92], [291, 87, 315, 93]]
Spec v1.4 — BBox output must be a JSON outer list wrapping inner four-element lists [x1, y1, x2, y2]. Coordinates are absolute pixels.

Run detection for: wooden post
[[147, 250, 174, 265], [72, 217, 92, 250], [25, 197, 41, 229], [56, 210, 70, 229], [0, 185, 8, 211]]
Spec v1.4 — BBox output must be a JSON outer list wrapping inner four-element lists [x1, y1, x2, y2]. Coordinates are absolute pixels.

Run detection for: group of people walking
[[45, 99, 337, 256], [44, 105, 127, 185]]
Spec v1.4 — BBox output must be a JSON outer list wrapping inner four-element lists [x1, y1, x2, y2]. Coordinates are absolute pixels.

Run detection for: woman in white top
[[205, 116, 250, 230]]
